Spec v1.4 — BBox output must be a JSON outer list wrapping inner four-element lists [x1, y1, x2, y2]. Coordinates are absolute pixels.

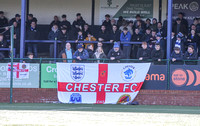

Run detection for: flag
[[57, 63, 150, 104]]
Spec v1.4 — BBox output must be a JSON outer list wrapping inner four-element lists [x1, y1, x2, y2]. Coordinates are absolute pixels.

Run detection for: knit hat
[[77, 44, 83, 49], [113, 42, 119, 48], [156, 33, 162, 37], [177, 32, 183, 38]]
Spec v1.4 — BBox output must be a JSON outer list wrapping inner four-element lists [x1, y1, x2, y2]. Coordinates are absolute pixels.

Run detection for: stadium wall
[[0, 88, 199, 106], [0, 0, 167, 25]]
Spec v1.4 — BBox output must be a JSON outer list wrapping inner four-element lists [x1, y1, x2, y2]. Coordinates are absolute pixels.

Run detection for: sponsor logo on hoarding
[[70, 65, 85, 82], [121, 65, 136, 82], [172, 69, 200, 87], [189, 1, 199, 11], [145, 74, 165, 81]]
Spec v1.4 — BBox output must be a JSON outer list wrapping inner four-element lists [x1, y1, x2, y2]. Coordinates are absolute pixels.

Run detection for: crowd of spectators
[[0, 11, 199, 63]]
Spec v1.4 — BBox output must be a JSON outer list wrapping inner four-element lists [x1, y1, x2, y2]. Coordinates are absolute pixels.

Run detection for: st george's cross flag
[[57, 63, 150, 104]]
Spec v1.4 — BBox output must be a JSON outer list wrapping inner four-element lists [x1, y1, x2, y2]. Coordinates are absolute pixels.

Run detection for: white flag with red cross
[[7, 63, 30, 79], [57, 63, 150, 104]]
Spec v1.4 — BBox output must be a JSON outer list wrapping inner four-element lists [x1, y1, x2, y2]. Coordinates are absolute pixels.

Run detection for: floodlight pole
[[10, 25, 14, 104], [167, 0, 173, 59]]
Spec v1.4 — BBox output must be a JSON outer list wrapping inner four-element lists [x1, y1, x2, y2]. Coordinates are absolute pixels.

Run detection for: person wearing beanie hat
[[174, 32, 185, 53], [156, 33, 165, 51], [73, 44, 89, 62], [107, 42, 124, 62], [171, 47, 184, 65]]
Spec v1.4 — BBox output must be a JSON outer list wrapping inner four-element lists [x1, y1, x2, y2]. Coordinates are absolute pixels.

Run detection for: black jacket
[[151, 49, 164, 61], [48, 30, 62, 40], [142, 33, 151, 43], [0, 39, 7, 48], [137, 48, 151, 60], [26, 27, 40, 40], [171, 51, 183, 61], [132, 33, 143, 42], [102, 20, 112, 31], [107, 49, 124, 60], [72, 18, 86, 29], [110, 30, 120, 42], [184, 51, 198, 60], [86, 49, 94, 58], [98, 30, 110, 41], [60, 20, 71, 30]]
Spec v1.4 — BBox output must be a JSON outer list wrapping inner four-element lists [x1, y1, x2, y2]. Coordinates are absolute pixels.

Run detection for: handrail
[[25, 40, 143, 44]]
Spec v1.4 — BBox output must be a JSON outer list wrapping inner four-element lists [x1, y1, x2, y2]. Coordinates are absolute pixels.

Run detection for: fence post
[[54, 38, 57, 59], [10, 25, 14, 104], [167, 59, 170, 90]]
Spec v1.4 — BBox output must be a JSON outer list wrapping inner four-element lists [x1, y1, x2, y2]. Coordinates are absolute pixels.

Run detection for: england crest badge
[[70, 64, 85, 82]]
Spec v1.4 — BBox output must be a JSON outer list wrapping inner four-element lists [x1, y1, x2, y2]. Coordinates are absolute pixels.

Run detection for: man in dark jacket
[[26, 14, 37, 29], [171, 47, 184, 65], [73, 44, 89, 63], [173, 18, 187, 36], [60, 14, 71, 31], [50, 16, 61, 30], [107, 42, 124, 62], [142, 28, 151, 43], [102, 14, 112, 32], [184, 45, 198, 65], [26, 21, 40, 58], [0, 11, 8, 33], [137, 42, 151, 61], [9, 14, 21, 26], [72, 13, 86, 30], [86, 44, 94, 58], [109, 25, 120, 52], [151, 43, 164, 64], [0, 34, 7, 58], [98, 25, 110, 54], [48, 24, 62, 58]]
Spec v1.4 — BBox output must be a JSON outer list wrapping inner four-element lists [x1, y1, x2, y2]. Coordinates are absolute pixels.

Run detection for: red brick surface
[[0, 88, 199, 106]]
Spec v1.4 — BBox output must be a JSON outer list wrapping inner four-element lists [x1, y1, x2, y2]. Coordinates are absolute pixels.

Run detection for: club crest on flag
[[117, 94, 131, 104], [70, 65, 85, 82], [121, 65, 136, 82]]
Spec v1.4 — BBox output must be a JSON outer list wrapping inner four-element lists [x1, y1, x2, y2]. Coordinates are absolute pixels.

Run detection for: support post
[[167, 0, 173, 59], [10, 25, 14, 104], [91, 0, 95, 26], [20, 0, 27, 59]]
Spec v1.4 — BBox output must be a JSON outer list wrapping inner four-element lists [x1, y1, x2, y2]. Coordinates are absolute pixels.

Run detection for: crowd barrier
[[0, 58, 200, 91]]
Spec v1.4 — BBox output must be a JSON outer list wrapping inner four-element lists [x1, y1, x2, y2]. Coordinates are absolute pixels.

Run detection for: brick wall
[[0, 88, 200, 106]]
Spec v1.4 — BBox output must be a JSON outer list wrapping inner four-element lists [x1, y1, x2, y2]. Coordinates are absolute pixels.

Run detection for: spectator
[[0, 34, 7, 57], [110, 24, 120, 50], [173, 32, 185, 53], [26, 14, 37, 29], [48, 23, 62, 58], [93, 47, 107, 63], [107, 42, 124, 62], [173, 18, 187, 36], [60, 14, 71, 31], [85, 32, 96, 49], [171, 31, 176, 53], [151, 43, 164, 63], [9, 14, 21, 26], [120, 27, 132, 59], [149, 30, 157, 49], [171, 47, 184, 65], [131, 28, 143, 58], [102, 14, 112, 32], [60, 27, 70, 50], [156, 33, 166, 52], [13, 21, 20, 57], [119, 20, 128, 31], [98, 25, 110, 54], [150, 18, 158, 31], [142, 28, 151, 43], [50, 16, 61, 29], [156, 22, 164, 37], [127, 20, 134, 35], [111, 19, 116, 26], [73, 44, 89, 62], [59, 42, 74, 63], [184, 45, 198, 65], [72, 13, 86, 30], [145, 18, 152, 29], [178, 12, 188, 29], [187, 29, 199, 50], [134, 14, 145, 29], [83, 24, 91, 39], [26, 21, 40, 58], [86, 44, 94, 58], [0, 11, 8, 33], [75, 30, 84, 45], [117, 16, 125, 28], [23, 52, 34, 63], [137, 42, 151, 61], [136, 20, 145, 34]]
